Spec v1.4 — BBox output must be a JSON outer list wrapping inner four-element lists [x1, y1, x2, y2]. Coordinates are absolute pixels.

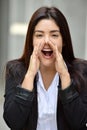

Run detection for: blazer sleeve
[[59, 76, 87, 129], [3, 61, 35, 130]]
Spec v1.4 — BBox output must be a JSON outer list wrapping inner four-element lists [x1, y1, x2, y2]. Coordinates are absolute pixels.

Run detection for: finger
[[39, 40, 45, 50], [33, 42, 41, 55], [48, 40, 60, 57], [37, 40, 45, 55], [33, 40, 45, 57]]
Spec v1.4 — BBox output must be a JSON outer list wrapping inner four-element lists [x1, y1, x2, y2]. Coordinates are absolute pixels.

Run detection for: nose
[[44, 35, 50, 43]]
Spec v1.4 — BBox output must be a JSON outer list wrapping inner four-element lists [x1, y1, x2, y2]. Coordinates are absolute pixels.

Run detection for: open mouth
[[41, 49, 53, 56]]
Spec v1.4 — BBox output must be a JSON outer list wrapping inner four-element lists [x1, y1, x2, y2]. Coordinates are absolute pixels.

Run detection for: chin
[[39, 54, 55, 68], [40, 60, 55, 68]]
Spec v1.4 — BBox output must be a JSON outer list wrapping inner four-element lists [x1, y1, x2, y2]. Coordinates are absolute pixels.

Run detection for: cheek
[[33, 38, 39, 47], [59, 46, 62, 53], [57, 41, 63, 53], [33, 37, 43, 47]]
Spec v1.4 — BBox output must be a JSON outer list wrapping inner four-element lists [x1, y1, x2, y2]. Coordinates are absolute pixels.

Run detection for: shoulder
[[6, 59, 25, 70], [73, 58, 87, 68], [6, 59, 26, 77], [73, 58, 87, 76]]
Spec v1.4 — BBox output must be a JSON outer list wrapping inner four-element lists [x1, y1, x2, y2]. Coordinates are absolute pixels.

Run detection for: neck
[[40, 65, 56, 75], [39, 66, 57, 90]]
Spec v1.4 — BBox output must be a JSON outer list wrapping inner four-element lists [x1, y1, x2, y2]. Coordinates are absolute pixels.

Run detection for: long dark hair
[[14, 6, 86, 92], [19, 6, 75, 69]]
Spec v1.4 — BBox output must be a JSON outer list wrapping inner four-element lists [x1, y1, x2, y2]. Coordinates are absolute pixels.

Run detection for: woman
[[3, 6, 87, 130]]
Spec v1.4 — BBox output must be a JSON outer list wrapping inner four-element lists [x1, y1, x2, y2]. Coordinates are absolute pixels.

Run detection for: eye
[[35, 34, 43, 38], [52, 34, 59, 37]]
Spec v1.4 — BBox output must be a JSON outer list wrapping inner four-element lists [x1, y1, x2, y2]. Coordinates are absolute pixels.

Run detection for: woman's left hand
[[48, 40, 71, 89]]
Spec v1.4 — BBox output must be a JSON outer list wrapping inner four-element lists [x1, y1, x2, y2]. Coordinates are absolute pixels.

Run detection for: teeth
[[42, 48, 52, 51]]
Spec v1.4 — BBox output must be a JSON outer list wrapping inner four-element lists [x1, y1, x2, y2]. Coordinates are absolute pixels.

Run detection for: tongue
[[45, 52, 51, 56]]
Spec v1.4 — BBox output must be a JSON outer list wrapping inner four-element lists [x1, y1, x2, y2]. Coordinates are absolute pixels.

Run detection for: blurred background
[[0, 0, 87, 129]]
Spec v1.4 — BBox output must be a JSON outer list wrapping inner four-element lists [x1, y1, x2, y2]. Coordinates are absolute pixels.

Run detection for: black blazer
[[3, 59, 87, 130]]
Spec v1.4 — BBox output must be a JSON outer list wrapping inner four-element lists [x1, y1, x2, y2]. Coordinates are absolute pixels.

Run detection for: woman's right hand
[[27, 44, 41, 78], [21, 42, 42, 91]]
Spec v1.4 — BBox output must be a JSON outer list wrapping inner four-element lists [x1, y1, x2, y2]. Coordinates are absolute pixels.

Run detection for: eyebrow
[[34, 30, 60, 33]]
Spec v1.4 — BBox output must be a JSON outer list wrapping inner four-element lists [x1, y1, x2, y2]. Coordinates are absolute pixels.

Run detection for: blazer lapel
[[57, 83, 70, 130], [27, 76, 38, 130]]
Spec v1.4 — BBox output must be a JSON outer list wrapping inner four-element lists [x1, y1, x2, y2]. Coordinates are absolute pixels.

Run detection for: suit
[[3, 59, 87, 130]]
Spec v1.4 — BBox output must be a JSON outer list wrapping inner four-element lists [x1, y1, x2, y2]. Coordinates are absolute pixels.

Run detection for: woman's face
[[33, 19, 63, 68]]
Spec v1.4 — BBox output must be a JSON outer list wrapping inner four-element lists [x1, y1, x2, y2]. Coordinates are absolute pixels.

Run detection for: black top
[[3, 59, 87, 130]]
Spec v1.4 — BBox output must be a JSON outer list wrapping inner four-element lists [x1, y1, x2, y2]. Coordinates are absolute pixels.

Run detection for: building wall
[[0, 0, 87, 77], [0, 1, 87, 129]]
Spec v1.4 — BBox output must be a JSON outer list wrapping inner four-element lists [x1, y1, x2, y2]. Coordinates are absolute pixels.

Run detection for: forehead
[[34, 19, 59, 31]]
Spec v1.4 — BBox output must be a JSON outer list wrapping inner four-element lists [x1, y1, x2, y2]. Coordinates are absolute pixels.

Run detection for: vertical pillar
[[85, 11, 87, 60]]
